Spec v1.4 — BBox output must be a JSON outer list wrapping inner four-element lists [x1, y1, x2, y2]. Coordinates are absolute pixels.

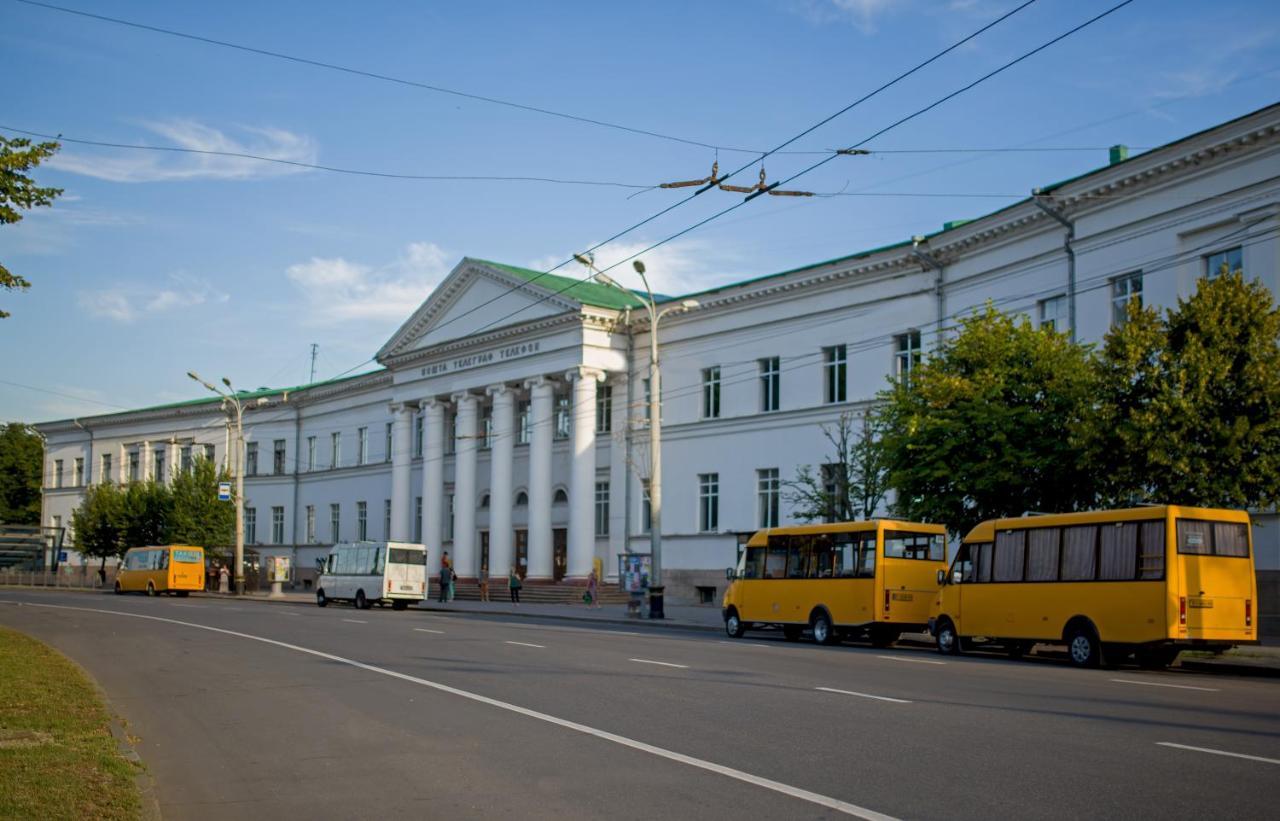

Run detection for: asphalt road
[[1, 590, 1277, 820]]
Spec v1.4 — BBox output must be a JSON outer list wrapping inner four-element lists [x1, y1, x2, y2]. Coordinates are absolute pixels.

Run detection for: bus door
[[1174, 519, 1253, 640], [834, 532, 876, 625], [880, 531, 944, 625]]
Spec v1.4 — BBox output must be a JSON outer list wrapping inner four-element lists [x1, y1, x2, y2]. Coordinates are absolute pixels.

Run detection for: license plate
[[400, 585, 414, 591], [1188, 598, 1213, 608]]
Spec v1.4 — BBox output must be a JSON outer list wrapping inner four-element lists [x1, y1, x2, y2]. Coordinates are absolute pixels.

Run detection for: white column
[[389, 403, 414, 541], [566, 367, 602, 579], [140, 441, 153, 481], [524, 376, 554, 579], [420, 399, 446, 574], [486, 384, 515, 581], [607, 372, 630, 566], [118, 444, 128, 483], [166, 439, 179, 485], [452, 391, 479, 579]]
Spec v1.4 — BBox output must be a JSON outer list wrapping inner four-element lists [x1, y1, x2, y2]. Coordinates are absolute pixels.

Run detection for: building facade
[[36, 104, 1280, 601]]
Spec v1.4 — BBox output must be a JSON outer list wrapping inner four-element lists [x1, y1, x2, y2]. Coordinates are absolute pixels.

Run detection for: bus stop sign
[[217, 482, 232, 502]]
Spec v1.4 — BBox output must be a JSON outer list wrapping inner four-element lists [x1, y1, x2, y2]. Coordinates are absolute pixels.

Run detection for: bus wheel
[[145, 582, 156, 597], [113, 581, 123, 596], [724, 610, 746, 638], [355, 590, 368, 610], [811, 612, 838, 646], [1066, 624, 1101, 668], [392, 600, 408, 611], [316, 589, 328, 607], [1136, 645, 1178, 669], [782, 625, 803, 642], [935, 619, 961, 655]]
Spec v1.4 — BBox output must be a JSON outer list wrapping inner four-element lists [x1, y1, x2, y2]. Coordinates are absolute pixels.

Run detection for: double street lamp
[[187, 371, 267, 595], [574, 253, 698, 618]]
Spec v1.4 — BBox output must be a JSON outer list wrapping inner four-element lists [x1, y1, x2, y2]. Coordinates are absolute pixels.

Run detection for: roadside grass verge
[[0, 626, 141, 820]]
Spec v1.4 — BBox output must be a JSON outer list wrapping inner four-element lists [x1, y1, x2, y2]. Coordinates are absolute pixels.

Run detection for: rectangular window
[[384, 499, 392, 540], [445, 414, 456, 454], [1038, 294, 1067, 332], [823, 345, 847, 404], [1205, 246, 1243, 280], [414, 497, 423, 542], [554, 394, 571, 439], [357, 427, 368, 465], [54, 459, 63, 488], [273, 439, 286, 475], [153, 449, 165, 484], [698, 473, 719, 532], [884, 531, 946, 561], [415, 413, 424, 457], [895, 331, 922, 382], [1110, 271, 1142, 326], [759, 357, 780, 412], [1026, 528, 1060, 581], [330, 503, 341, 543], [203, 443, 215, 462], [180, 446, 192, 475], [306, 436, 316, 471], [481, 405, 493, 449], [129, 450, 139, 482], [517, 400, 531, 444], [596, 384, 613, 433], [1176, 519, 1249, 558], [73, 457, 84, 486], [702, 366, 721, 419], [271, 506, 284, 544], [1139, 521, 1165, 579], [446, 494, 455, 540], [757, 468, 780, 528], [992, 530, 1026, 582], [331, 432, 341, 469], [974, 542, 993, 583], [245, 507, 257, 544], [820, 463, 846, 522], [1061, 526, 1097, 580], [641, 379, 663, 422], [764, 541, 787, 579], [101, 453, 112, 484], [641, 480, 651, 534], [305, 505, 315, 544], [385, 422, 393, 463], [244, 442, 257, 477], [1099, 522, 1139, 580], [595, 481, 610, 537], [357, 501, 368, 541]]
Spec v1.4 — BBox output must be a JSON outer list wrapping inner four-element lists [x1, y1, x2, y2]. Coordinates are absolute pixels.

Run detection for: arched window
[[553, 489, 569, 505], [515, 491, 528, 506]]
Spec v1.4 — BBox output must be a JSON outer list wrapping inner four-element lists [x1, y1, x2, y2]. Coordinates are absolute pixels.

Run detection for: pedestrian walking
[[218, 564, 230, 594], [585, 569, 601, 609], [446, 565, 456, 602], [478, 567, 490, 602], [508, 565, 521, 605], [438, 552, 451, 603]]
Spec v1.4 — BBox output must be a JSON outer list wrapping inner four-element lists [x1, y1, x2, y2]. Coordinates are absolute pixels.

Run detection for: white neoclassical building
[[36, 102, 1280, 602]]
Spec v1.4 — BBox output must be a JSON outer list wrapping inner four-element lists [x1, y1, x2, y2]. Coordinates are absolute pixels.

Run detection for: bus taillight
[[1246, 598, 1252, 627], [1179, 596, 1187, 626], [387, 579, 392, 593]]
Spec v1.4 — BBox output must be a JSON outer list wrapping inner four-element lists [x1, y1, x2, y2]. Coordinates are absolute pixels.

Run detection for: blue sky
[[2, 0, 1278, 422]]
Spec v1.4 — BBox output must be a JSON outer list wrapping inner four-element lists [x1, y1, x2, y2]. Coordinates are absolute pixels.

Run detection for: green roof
[[119, 369, 386, 416], [476, 259, 645, 310]]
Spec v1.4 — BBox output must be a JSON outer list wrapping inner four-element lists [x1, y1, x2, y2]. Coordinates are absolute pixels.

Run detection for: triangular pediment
[[376, 258, 583, 362]]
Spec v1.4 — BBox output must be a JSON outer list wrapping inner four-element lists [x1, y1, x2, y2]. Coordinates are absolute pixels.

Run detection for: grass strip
[[0, 626, 141, 820]]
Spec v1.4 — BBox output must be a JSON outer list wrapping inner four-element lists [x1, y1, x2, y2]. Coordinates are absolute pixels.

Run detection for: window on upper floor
[[554, 394, 571, 440], [759, 357, 780, 412], [154, 449, 166, 483], [596, 384, 613, 433], [823, 345, 847, 404], [1038, 294, 1067, 333], [517, 400, 531, 445], [273, 439, 286, 475], [245, 442, 258, 476], [101, 453, 112, 484], [481, 405, 494, 449], [702, 367, 721, 419], [1205, 246, 1243, 280], [357, 427, 369, 465], [1110, 271, 1143, 327], [73, 457, 84, 486], [331, 432, 342, 469], [595, 482, 610, 537], [894, 331, 922, 383], [642, 378, 663, 423], [54, 459, 63, 488], [385, 422, 394, 463], [306, 436, 316, 471], [415, 413, 424, 457]]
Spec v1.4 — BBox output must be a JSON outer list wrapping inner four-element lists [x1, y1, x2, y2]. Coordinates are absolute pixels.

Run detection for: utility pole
[[308, 344, 319, 384]]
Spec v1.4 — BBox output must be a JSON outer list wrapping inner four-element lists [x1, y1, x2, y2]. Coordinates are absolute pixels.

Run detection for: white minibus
[[316, 541, 428, 610]]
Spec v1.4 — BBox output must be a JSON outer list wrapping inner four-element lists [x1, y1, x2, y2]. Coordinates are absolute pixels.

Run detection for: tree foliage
[[0, 423, 42, 524], [877, 306, 1096, 537], [168, 458, 234, 551], [1086, 272, 1280, 509], [786, 410, 889, 522], [71, 482, 126, 570], [1, 136, 62, 318]]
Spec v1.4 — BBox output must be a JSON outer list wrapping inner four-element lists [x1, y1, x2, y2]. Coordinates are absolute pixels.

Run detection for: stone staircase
[[446, 579, 631, 604]]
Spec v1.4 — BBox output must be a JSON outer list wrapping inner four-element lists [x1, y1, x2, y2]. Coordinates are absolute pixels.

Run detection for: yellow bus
[[722, 520, 947, 646], [929, 506, 1258, 668], [114, 545, 206, 597]]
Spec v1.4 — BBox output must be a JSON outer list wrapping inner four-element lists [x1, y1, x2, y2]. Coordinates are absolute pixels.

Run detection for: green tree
[[0, 423, 42, 524], [71, 481, 126, 573], [878, 306, 1096, 537], [1, 136, 62, 318], [168, 458, 234, 551], [119, 481, 172, 549], [786, 410, 889, 522], [1088, 272, 1280, 509]]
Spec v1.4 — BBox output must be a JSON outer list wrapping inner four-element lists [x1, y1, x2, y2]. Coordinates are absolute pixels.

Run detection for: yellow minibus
[[722, 520, 947, 646], [114, 545, 206, 596], [929, 506, 1258, 668]]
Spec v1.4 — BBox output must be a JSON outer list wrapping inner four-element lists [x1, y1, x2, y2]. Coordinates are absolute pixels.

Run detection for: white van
[[316, 541, 428, 610]]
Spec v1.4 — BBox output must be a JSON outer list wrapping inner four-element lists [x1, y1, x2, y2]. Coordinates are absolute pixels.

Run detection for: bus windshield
[[388, 548, 424, 565], [173, 549, 202, 564]]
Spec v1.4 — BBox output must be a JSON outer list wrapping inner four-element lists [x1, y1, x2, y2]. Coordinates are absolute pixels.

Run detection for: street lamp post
[[573, 254, 698, 618], [188, 372, 266, 595]]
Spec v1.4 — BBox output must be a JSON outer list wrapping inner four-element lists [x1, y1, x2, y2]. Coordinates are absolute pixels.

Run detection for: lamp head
[[594, 271, 623, 290], [632, 260, 646, 275], [221, 377, 232, 389], [680, 299, 700, 310], [572, 252, 594, 268], [187, 371, 199, 381]]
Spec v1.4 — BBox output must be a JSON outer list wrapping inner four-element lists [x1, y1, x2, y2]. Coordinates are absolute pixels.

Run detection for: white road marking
[[629, 658, 689, 669], [414, 628, 444, 634], [1111, 678, 1219, 692], [816, 687, 912, 704], [876, 655, 945, 666], [170, 603, 206, 609], [505, 641, 545, 648], [279, 611, 300, 616], [1156, 742, 1280, 765], [341, 619, 367, 624], [4, 600, 895, 820]]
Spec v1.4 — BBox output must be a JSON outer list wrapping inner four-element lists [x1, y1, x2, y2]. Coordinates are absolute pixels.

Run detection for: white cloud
[[528, 238, 744, 298], [76, 274, 227, 324], [48, 119, 318, 183], [285, 242, 452, 323], [790, 0, 906, 32]]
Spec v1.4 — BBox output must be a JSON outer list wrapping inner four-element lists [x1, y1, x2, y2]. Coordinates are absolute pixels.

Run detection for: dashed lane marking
[[341, 619, 367, 624], [629, 658, 689, 669], [876, 655, 946, 665], [414, 628, 445, 634], [816, 687, 912, 704], [1111, 678, 1219, 692], [1156, 742, 1280, 765], [5, 600, 896, 820], [505, 641, 546, 648]]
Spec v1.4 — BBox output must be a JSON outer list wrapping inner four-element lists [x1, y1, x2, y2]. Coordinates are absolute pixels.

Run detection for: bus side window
[[326, 554, 335, 574], [158, 550, 169, 570], [859, 535, 876, 577], [764, 537, 787, 578], [953, 544, 974, 582], [743, 546, 765, 579], [372, 548, 384, 575], [788, 536, 811, 578], [807, 535, 835, 578]]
